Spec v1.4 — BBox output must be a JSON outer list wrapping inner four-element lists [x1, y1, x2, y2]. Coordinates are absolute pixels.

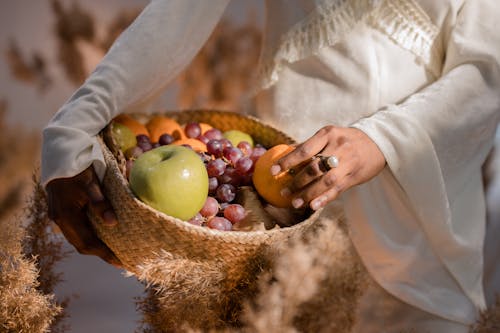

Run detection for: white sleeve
[[41, 0, 230, 186], [351, 0, 500, 316]]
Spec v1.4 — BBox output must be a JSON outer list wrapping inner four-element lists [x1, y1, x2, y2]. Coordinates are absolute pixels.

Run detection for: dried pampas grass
[[134, 248, 272, 332], [0, 251, 60, 333], [0, 101, 68, 332], [134, 250, 227, 331], [0, 102, 62, 332], [241, 205, 367, 333], [23, 178, 71, 332], [0, 187, 62, 333]]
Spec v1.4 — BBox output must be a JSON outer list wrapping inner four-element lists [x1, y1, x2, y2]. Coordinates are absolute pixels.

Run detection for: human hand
[[271, 126, 386, 210], [46, 166, 122, 267]]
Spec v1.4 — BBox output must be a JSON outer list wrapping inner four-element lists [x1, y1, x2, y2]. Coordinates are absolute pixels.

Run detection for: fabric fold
[[256, 0, 443, 90], [41, 0, 230, 186]]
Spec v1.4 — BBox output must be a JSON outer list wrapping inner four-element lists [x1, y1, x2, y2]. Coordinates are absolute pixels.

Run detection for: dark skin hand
[[272, 126, 386, 210], [46, 166, 122, 267]]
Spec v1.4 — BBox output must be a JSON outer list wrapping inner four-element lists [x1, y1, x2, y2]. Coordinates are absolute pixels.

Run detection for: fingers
[[86, 181, 118, 227], [271, 127, 333, 175], [288, 157, 324, 191], [54, 204, 122, 267], [288, 142, 352, 192], [307, 167, 353, 209], [288, 144, 356, 210], [277, 127, 386, 211], [46, 166, 121, 267], [290, 166, 353, 210]]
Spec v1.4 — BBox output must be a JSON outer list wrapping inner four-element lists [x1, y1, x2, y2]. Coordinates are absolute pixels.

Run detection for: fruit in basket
[[223, 130, 254, 147], [118, 114, 281, 230], [199, 122, 213, 135], [171, 138, 208, 152], [113, 114, 149, 136], [146, 115, 186, 143], [129, 145, 209, 220], [183, 122, 202, 138], [207, 216, 233, 231], [224, 203, 247, 224], [112, 123, 137, 153], [252, 144, 296, 208]]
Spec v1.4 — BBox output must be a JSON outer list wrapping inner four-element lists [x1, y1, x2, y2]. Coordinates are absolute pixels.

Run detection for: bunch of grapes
[[121, 121, 268, 231]]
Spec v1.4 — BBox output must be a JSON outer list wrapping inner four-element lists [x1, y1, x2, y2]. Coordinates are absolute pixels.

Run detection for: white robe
[[41, 0, 500, 331]]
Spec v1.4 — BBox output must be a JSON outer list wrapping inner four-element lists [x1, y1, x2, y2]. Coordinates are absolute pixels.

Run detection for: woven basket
[[89, 110, 322, 284]]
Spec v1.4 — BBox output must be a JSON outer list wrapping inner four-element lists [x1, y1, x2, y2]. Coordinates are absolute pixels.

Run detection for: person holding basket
[[42, 0, 500, 331]]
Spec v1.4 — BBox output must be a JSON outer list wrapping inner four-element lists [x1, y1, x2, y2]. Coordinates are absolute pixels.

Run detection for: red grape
[[208, 177, 219, 193], [207, 216, 233, 231], [207, 158, 226, 177], [218, 166, 241, 186], [237, 141, 252, 155], [185, 122, 201, 138], [187, 213, 204, 226], [250, 146, 267, 162], [197, 135, 209, 144], [224, 204, 247, 224], [159, 133, 174, 145], [220, 138, 233, 149], [137, 140, 153, 152], [206, 139, 223, 157], [204, 128, 223, 140], [235, 156, 253, 174], [223, 146, 243, 165], [200, 196, 219, 218], [136, 134, 151, 144], [216, 183, 236, 203]]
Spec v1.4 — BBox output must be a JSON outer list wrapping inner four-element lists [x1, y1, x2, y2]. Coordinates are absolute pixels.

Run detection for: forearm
[[41, 0, 230, 186], [353, 63, 500, 199]]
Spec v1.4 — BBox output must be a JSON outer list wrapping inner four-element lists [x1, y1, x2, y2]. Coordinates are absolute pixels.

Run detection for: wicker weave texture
[[90, 110, 322, 281]]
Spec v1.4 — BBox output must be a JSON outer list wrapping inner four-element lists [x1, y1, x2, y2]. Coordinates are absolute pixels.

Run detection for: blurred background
[[0, 1, 498, 333]]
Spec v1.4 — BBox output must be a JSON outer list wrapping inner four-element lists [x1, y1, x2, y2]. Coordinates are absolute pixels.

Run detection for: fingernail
[[102, 210, 118, 227], [292, 197, 304, 209], [270, 164, 281, 176], [311, 196, 326, 210], [280, 187, 291, 197]]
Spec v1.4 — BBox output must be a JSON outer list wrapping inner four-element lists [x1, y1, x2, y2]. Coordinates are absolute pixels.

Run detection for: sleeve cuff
[[41, 125, 106, 187]]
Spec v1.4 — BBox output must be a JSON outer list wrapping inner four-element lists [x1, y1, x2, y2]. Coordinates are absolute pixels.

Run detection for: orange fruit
[[113, 114, 149, 136], [252, 144, 296, 208], [199, 122, 213, 135], [146, 115, 186, 143], [172, 138, 207, 153]]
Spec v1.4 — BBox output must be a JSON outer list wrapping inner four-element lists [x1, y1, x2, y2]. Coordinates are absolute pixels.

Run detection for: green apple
[[129, 145, 209, 220], [223, 130, 254, 147], [112, 122, 137, 152]]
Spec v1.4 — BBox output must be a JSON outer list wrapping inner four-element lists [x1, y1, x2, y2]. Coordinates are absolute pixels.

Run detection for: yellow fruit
[[113, 114, 149, 136], [223, 129, 254, 147], [112, 122, 137, 152]]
